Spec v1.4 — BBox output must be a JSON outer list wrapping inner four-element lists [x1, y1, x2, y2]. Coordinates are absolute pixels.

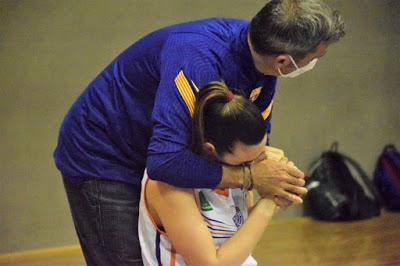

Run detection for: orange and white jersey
[[139, 174, 186, 266], [139, 173, 257, 266]]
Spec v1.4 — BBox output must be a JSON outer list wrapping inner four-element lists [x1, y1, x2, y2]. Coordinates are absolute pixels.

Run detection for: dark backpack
[[304, 142, 381, 221], [374, 144, 400, 211]]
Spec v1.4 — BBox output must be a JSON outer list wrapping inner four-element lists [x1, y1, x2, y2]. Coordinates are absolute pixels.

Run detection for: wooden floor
[[1, 211, 399, 266], [0, 245, 86, 266], [253, 211, 400, 266]]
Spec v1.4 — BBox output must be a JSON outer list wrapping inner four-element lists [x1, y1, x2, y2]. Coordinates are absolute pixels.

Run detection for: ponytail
[[191, 80, 266, 157]]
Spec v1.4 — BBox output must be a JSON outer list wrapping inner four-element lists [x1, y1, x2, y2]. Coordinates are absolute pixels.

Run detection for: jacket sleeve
[[146, 36, 223, 188]]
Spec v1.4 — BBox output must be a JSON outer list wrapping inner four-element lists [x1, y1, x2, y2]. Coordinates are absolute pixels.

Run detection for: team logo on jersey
[[199, 191, 213, 211], [232, 207, 244, 228]]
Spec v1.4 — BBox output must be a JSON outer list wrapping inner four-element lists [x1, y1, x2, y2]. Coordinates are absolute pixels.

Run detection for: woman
[[139, 81, 280, 265]]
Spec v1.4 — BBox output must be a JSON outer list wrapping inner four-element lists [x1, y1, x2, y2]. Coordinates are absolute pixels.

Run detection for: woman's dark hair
[[191, 80, 266, 157]]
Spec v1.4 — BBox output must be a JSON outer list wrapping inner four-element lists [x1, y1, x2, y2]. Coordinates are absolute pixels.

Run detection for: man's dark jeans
[[63, 176, 143, 266]]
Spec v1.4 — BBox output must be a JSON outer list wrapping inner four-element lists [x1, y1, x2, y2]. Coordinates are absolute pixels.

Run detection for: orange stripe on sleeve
[[174, 71, 196, 116], [261, 100, 273, 120]]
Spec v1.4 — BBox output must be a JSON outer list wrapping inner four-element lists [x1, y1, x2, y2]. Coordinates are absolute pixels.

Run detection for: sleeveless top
[[138, 174, 257, 265]]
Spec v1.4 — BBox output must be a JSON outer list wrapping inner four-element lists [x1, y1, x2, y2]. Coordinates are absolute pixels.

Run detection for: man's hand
[[251, 158, 306, 203], [264, 146, 285, 161], [218, 146, 307, 207], [274, 196, 292, 210], [250, 147, 307, 205]]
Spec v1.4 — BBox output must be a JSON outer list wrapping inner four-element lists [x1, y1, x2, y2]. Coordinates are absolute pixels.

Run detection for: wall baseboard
[[0, 244, 81, 263]]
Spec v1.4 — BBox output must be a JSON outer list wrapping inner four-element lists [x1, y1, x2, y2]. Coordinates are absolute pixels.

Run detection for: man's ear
[[202, 142, 216, 157], [274, 54, 292, 69]]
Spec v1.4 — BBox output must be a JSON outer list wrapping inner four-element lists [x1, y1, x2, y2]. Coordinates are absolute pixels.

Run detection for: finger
[[259, 192, 274, 200], [277, 190, 303, 204], [275, 196, 291, 210], [283, 184, 308, 196], [286, 161, 295, 167], [279, 175, 306, 187], [273, 196, 287, 209], [265, 146, 285, 156], [273, 195, 283, 204], [265, 147, 285, 161], [287, 165, 305, 179], [275, 200, 289, 211], [266, 153, 283, 161], [279, 156, 289, 163]]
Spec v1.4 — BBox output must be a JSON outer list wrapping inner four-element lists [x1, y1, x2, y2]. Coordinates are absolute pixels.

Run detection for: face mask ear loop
[[278, 55, 298, 76], [277, 67, 284, 76], [288, 55, 299, 70]]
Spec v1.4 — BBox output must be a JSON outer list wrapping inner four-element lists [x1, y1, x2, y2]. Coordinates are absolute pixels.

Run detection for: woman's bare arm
[[148, 180, 277, 266]]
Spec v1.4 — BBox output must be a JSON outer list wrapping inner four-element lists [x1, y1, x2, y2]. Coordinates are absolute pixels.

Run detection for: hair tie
[[225, 90, 235, 101]]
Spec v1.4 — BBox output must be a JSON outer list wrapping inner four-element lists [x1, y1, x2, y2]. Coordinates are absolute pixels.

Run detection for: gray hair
[[249, 0, 345, 60]]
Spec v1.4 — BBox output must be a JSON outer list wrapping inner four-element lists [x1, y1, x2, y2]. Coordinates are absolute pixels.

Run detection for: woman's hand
[[253, 198, 280, 220], [251, 146, 307, 207]]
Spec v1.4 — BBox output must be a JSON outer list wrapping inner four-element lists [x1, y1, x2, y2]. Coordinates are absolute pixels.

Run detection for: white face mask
[[278, 55, 318, 78]]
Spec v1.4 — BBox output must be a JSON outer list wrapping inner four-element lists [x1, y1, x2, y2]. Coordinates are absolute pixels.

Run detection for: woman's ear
[[202, 142, 216, 157]]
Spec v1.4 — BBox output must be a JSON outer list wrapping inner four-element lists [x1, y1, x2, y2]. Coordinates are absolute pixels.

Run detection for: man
[[55, 0, 345, 265]]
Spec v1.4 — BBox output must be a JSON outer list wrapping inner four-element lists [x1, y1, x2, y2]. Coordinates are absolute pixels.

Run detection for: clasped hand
[[251, 147, 307, 209]]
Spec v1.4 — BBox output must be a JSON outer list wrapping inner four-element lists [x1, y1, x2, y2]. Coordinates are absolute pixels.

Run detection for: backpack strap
[[308, 141, 340, 177], [308, 156, 324, 177], [330, 141, 339, 152], [341, 153, 383, 205]]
